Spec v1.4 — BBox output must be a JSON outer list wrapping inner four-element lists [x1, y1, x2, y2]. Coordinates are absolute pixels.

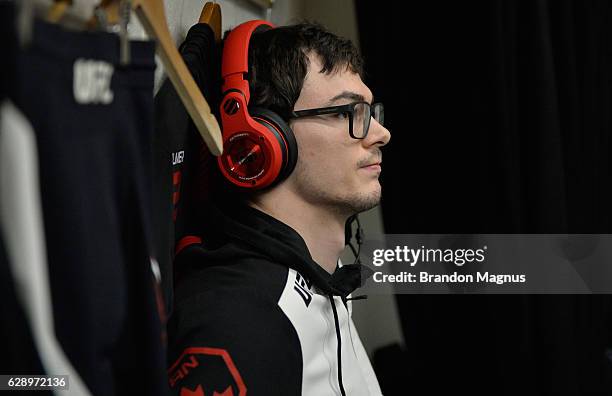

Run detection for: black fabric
[[204, 202, 371, 297], [168, 261, 302, 396], [13, 20, 168, 395], [152, 22, 221, 316], [356, 1, 612, 395], [0, 0, 17, 101], [0, 224, 50, 394], [168, 205, 305, 396]]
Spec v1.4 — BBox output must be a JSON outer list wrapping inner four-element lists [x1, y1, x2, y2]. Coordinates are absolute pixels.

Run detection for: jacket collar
[[208, 202, 372, 297]]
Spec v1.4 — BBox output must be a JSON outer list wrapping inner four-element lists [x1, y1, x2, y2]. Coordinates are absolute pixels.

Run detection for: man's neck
[[249, 190, 346, 274]]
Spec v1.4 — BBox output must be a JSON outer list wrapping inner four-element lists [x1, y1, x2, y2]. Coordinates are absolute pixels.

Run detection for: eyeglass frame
[[287, 101, 384, 139]]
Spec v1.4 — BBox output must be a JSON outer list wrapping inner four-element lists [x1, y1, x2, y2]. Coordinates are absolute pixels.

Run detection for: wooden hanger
[[46, 0, 72, 23], [198, 2, 221, 43], [132, 0, 223, 155]]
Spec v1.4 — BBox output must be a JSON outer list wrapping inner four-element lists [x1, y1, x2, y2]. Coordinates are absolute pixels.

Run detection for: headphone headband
[[221, 20, 274, 103]]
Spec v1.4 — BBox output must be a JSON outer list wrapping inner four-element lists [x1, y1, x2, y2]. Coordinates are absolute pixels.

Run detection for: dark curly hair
[[246, 22, 364, 119]]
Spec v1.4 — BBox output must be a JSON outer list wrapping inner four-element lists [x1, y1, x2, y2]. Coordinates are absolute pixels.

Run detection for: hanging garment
[[0, 99, 91, 395], [13, 19, 168, 396], [0, 228, 46, 381], [152, 22, 221, 316]]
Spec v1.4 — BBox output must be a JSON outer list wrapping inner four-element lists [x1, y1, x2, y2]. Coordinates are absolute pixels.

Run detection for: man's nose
[[364, 118, 391, 147]]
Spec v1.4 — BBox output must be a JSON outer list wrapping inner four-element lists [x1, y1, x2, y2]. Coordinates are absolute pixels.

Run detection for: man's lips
[[360, 162, 382, 171]]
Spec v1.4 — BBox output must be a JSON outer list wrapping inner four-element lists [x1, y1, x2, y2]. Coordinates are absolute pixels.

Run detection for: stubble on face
[[291, 155, 382, 218]]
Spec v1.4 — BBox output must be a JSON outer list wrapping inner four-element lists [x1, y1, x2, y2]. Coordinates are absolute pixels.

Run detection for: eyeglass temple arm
[[289, 104, 352, 118]]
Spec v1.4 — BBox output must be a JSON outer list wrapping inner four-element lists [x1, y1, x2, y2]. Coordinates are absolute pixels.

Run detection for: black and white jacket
[[167, 203, 382, 396]]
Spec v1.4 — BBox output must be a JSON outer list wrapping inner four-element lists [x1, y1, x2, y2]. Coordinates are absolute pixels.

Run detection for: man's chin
[[349, 188, 381, 214]]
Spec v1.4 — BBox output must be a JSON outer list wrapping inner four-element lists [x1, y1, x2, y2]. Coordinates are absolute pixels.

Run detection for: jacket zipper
[[329, 295, 347, 396]]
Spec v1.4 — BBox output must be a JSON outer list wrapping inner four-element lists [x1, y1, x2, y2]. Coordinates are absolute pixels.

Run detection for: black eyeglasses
[[288, 101, 384, 139]]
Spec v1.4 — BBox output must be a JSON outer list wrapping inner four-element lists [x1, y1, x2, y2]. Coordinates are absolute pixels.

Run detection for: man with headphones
[[168, 20, 390, 396]]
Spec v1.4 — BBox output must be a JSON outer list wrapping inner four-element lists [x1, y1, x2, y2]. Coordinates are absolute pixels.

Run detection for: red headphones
[[218, 20, 298, 190]]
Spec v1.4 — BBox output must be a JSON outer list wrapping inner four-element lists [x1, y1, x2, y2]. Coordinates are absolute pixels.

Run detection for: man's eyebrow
[[325, 91, 371, 106]]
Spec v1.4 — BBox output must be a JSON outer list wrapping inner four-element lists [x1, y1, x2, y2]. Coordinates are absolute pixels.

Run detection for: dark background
[[356, 1, 612, 394]]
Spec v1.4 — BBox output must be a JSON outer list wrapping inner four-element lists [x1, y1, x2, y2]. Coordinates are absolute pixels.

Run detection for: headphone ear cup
[[249, 107, 298, 184]]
